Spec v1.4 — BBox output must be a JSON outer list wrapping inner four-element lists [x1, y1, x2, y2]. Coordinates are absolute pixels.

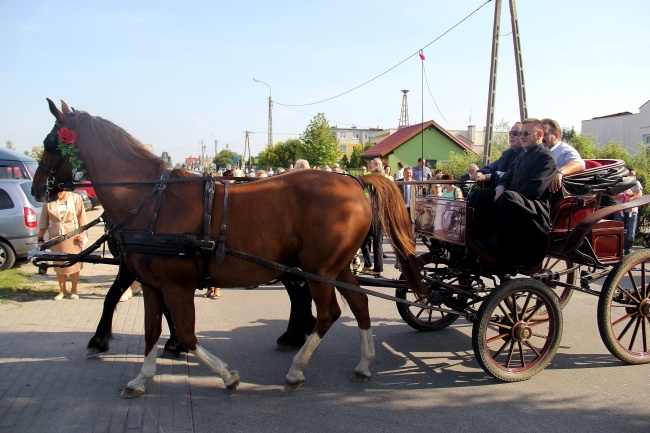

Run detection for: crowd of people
[[41, 117, 645, 302]]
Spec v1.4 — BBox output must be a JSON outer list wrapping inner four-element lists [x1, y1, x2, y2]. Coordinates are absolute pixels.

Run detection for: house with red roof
[[361, 120, 477, 170]]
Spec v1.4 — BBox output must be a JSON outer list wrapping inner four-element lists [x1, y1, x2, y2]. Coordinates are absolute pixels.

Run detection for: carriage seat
[[562, 159, 635, 197]]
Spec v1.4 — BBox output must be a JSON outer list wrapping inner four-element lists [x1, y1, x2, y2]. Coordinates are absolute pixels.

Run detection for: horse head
[[32, 98, 77, 202]]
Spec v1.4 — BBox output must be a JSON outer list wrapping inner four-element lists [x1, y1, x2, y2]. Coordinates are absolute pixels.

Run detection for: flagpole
[[420, 50, 425, 175]]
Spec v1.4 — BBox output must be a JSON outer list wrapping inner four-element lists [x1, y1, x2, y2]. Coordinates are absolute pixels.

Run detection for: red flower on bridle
[[57, 127, 77, 145]]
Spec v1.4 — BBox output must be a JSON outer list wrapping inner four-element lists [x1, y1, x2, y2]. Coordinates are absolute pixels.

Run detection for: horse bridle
[[39, 112, 77, 201]]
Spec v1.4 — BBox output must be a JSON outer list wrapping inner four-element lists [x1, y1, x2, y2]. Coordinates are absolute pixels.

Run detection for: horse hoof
[[225, 371, 240, 395], [161, 348, 182, 359], [349, 371, 371, 383], [86, 347, 105, 357], [284, 379, 304, 392], [120, 386, 145, 399], [225, 372, 240, 395]]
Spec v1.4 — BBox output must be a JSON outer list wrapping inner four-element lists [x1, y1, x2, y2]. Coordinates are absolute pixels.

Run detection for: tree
[[30, 146, 44, 160], [213, 148, 242, 170], [600, 140, 632, 166], [437, 151, 482, 180], [562, 125, 577, 142], [569, 133, 600, 159], [299, 113, 340, 167], [340, 154, 350, 169], [5, 139, 15, 150], [491, 119, 510, 154], [349, 145, 364, 169]]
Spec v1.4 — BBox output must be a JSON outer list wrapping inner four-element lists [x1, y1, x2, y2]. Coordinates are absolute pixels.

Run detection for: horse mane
[[76, 111, 168, 173]]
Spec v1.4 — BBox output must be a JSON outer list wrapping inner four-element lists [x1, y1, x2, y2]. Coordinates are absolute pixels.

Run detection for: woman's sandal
[[53, 292, 65, 301], [203, 288, 214, 298], [211, 288, 221, 299], [70, 294, 79, 300]]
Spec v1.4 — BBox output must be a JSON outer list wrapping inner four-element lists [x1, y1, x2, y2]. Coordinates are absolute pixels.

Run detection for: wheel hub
[[640, 299, 650, 318], [512, 321, 532, 342]]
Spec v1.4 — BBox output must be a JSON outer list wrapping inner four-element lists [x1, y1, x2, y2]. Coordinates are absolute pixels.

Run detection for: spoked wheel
[[396, 253, 466, 331], [540, 256, 575, 309], [598, 250, 650, 364], [533, 257, 576, 320], [472, 278, 563, 382]]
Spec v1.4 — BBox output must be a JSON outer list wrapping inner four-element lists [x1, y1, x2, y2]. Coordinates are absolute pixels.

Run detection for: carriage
[[30, 100, 650, 396], [358, 158, 650, 381]]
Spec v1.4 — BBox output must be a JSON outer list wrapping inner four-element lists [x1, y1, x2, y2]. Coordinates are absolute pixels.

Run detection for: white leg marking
[[354, 328, 375, 377], [191, 344, 240, 388], [126, 348, 157, 393], [286, 333, 322, 383]]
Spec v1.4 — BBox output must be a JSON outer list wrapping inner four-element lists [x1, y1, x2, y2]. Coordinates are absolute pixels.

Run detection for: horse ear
[[47, 98, 64, 123], [60, 100, 71, 115]]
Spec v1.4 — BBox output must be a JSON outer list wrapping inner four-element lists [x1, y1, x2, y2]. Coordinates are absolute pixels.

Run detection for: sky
[[1, 0, 649, 166]]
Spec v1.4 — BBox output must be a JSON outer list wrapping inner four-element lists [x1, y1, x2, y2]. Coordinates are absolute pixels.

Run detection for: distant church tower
[[398, 90, 410, 128]]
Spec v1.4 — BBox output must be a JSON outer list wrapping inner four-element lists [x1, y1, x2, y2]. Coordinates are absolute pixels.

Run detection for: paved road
[[1, 209, 648, 432]]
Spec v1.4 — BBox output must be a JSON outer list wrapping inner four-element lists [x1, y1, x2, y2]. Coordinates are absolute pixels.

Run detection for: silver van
[[0, 179, 43, 269], [0, 148, 38, 180]]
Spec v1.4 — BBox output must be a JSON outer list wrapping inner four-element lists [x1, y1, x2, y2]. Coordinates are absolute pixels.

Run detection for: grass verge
[[0, 269, 58, 302]]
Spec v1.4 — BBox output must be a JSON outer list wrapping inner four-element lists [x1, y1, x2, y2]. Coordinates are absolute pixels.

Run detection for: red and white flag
[[419, 51, 425, 61]]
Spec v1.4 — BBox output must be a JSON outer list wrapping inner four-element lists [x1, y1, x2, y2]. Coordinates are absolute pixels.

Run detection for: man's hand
[[473, 172, 487, 182], [549, 172, 563, 193]]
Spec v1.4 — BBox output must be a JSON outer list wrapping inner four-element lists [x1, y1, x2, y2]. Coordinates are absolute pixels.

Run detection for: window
[[365, 133, 370, 140], [353, 132, 359, 139], [0, 189, 14, 210], [644, 135, 650, 145], [339, 131, 346, 139], [340, 145, 347, 153]]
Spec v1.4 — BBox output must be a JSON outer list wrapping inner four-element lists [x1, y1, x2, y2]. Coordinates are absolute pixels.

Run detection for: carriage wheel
[[597, 250, 650, 364], [396, 253, 464, 331], [472, 279, 563, 382], [532, 257, 576, 320], [541, 257, 575, 309]]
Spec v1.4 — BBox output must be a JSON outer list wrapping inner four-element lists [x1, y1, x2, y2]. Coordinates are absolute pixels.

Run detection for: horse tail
[[359, 174, 427, 299]]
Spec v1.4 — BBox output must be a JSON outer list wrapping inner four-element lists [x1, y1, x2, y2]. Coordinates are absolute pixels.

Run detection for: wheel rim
[[484, 290, 558, 372], [0, 247, 6, 267], [607, 261, 650, 357], [397, 287, 463, 327]]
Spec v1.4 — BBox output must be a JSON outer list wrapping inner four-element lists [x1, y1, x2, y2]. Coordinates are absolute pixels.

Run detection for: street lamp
[[253, 78, 273, 149]]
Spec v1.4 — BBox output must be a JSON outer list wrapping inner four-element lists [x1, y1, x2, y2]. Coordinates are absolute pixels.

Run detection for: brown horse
[[33, 99, 426, 397]]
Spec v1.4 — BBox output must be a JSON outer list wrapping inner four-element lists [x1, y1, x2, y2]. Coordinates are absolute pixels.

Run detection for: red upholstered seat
[[584, 160, 602, 169]]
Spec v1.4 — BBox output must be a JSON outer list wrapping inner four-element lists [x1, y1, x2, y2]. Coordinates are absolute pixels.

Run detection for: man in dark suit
[[469, 118, 557, 267], [473, 121, 524, 189]]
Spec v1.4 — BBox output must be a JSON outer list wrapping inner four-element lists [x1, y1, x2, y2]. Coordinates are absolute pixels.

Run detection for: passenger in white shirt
[[541, 118, 585, 193]]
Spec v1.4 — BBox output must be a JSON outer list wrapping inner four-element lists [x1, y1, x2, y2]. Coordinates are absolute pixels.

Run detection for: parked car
[[74, 190, 93, 212], [0, 179, 43, 270], [0, 148, 38, 180], [75, 180, 100, 207]]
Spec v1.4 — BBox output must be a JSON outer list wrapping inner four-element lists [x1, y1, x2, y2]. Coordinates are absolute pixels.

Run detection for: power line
[[422, 63, 449, 124], [275, 0, 493, 107]]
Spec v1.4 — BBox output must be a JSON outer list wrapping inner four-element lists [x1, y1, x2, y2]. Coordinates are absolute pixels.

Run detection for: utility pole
[[482, 0, 527, 166], [243, 131, 252, 170], [253, 78, 273, 148], [200, 139, 206, 172], [510, 0, 528, 120], [482, 0, 501, 167]]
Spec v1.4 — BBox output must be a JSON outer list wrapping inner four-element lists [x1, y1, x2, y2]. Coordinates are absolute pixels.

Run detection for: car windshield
[[19, 181, 43, 208]]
